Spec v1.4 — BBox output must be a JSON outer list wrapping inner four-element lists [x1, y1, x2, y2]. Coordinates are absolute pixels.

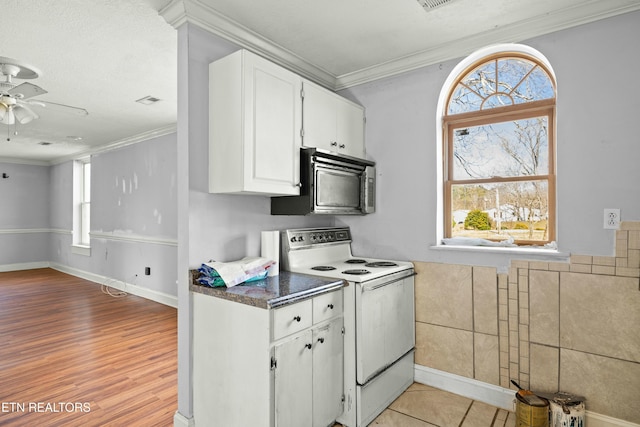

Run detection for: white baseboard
[[49, 263, 178, 308], [0, 262, 177, 307], [414, 364, 515, 411], [173, 411, 195, 427], [414, 365, 639, 427], [587, 412, 640, 427], [0, 261, 50, 272]]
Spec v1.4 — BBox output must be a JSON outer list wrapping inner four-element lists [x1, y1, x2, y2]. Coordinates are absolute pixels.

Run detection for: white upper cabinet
[[209, 50, 302, 195], [302, 80, 365, 158]]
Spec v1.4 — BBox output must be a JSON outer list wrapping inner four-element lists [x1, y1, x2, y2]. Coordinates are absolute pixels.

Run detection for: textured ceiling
[[2, 0, 640, 163], [0, 0, 177, 163], [164, 0, 640, 88]]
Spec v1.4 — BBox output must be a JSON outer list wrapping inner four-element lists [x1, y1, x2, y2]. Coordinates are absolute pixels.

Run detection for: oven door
[[314, 162, 362, 214], [355, 269, 415, 385]]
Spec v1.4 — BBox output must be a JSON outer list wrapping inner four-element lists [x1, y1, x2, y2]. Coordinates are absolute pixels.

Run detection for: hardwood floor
[[0, 268, 177, 426]]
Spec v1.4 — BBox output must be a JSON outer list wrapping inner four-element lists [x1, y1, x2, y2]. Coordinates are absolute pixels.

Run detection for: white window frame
[[435, 43, 557, 248], [72, 158, 91, 255]]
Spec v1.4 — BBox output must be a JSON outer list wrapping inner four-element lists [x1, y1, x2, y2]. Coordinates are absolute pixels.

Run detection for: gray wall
[[49, 133, 178, 297], [339, 10, 640, 268], [1, 132, 179, 300], [92, 136, 177, 239], [0, 162, 51, 267], [183, 25, 334, 268]]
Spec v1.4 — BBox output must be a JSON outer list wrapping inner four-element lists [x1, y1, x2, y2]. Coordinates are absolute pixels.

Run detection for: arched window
[[442, 46, 556, 246]]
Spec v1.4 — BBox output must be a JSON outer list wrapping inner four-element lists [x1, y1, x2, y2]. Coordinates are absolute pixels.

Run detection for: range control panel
[[283, 227, 352, 250]]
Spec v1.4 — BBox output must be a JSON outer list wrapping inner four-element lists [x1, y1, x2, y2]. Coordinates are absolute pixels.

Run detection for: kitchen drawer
[[272, 299, 313, 340], [313, 289, 343, 324]]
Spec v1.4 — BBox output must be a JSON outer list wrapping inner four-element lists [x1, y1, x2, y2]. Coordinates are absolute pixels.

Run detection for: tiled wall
[[414, 222, 640, 423]]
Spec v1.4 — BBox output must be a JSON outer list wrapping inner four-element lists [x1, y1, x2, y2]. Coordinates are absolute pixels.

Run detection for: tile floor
[[337, 383, 516, 427]]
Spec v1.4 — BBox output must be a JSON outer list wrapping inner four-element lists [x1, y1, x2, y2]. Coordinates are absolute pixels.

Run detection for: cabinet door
[[303, 80, 365, 158], [209, 50, 302, 196], [244, 54, 302, 195], [274, 331, 313, 427], [312, 317, 344, 427], [336, 98, 365, 158], [302, 81, 337, 152]]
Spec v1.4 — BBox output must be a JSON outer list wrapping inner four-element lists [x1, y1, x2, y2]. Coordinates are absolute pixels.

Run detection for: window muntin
[[444, 53, 556, 246], [448, 57, 555, 115]]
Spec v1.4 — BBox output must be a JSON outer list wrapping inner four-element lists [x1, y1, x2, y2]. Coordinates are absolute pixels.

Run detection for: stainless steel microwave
[[271, 148, 375, 215]]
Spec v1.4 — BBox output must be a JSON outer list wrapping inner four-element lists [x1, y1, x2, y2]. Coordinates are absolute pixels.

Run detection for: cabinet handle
[[339, 144, 345, 149], [327, 304, 334, 309], [330, 141, 337, 147], [317, 337, 325, 344], [305, 343, 312, 350], [293, 316, 301, 322], [294, 182, 302, 188]]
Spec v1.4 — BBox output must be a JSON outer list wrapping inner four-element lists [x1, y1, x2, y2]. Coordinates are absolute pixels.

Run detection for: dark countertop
[[190, 270, 347, 309]]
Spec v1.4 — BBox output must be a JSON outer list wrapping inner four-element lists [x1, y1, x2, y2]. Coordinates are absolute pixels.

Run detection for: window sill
[[71, 245, 91, 257], [430, 244, 570, 259]]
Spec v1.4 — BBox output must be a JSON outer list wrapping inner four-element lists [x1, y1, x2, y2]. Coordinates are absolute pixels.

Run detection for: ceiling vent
[[136, 95, 161, 105], [416, 0, 454, 10]]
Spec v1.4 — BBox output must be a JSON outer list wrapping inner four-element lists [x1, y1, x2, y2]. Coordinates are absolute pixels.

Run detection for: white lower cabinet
[[311, 317, 344, 427], [274, 316, 344, 427], [274, 330, 313, 427], [193, 289, 344, 427]]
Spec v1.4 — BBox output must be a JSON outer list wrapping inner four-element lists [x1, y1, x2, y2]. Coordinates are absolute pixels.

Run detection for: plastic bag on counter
[[197, 257, 275, 288]]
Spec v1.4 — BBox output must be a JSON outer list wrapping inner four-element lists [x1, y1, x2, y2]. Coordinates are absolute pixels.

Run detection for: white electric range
[[282, 227, 416, 427]]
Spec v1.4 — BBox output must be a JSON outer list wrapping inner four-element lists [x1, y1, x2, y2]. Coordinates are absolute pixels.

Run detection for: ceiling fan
[[0, 56, 88, 126]]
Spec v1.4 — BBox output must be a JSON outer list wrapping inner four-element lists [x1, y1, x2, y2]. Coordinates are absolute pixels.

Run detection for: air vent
[[416, 0, 453, 10], [136, 95, 161, 105]]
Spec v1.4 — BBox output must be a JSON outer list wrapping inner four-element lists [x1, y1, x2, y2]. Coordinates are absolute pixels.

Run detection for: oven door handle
[[361, 271, 416, 292]]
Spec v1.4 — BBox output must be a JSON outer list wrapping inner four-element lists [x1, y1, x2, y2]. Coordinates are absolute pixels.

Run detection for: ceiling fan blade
[[8, 82, 48, 99], [28, 100, 88, 116]]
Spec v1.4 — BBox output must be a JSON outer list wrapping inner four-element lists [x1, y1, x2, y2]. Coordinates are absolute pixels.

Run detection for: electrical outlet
[[145, 267, 151, 275], [604, 208, 620, 230]]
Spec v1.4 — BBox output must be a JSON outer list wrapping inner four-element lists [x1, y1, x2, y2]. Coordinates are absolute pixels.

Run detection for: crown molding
[[49, 124, 177, 165], [334, 0, 640, 89], [1, 124, 177, 166], [159, 0, 336, 89], [160, 0, 640, 91], [0, 157, 50, 166]]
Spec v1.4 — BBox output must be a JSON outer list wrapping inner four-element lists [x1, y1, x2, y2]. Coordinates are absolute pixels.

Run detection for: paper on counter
[[203, 256, 274, 287]]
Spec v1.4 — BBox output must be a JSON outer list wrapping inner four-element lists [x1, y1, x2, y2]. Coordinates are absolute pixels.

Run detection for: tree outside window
[[444, 53, 556, 245]]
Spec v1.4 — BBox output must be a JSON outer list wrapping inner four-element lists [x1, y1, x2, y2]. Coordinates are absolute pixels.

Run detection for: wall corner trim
[[173, 411, 195, 427]]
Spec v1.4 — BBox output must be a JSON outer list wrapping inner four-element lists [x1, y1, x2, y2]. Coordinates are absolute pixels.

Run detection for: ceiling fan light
[[0, 103, 7, 120], [13, 104, 38, 124], [1, 109, 15, 125]]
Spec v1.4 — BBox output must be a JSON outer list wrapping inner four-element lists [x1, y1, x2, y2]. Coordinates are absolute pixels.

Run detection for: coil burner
[[365, 261, 398, 268], [311, 266, 337, 271], [342, 269, 371, 275]]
